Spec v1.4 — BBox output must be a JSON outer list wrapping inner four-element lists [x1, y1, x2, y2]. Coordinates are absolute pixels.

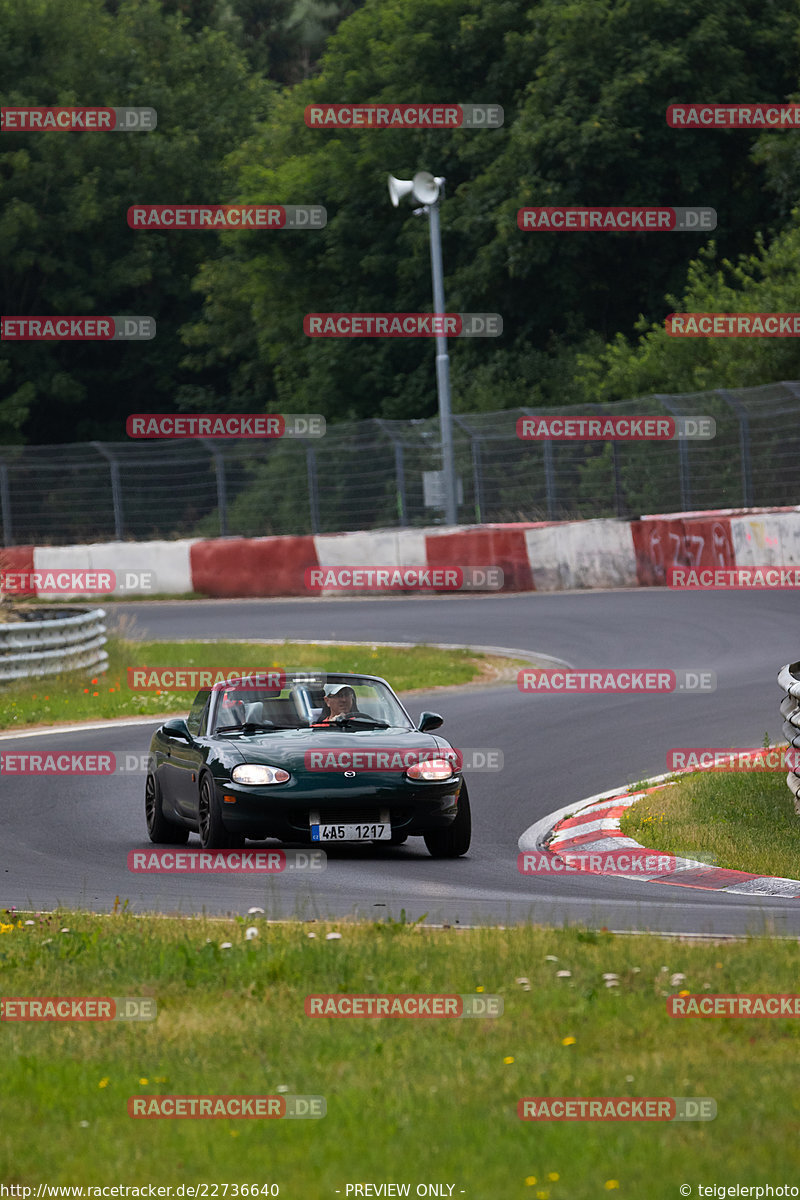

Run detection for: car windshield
[[211, 675, 413, 734]]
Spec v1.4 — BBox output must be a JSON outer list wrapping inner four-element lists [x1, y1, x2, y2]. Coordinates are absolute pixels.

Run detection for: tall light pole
[[388, 171, 458, 525]]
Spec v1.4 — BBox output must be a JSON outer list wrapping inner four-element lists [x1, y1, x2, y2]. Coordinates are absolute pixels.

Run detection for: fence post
[[718, 390, 753, 507], [0, 458, 12, 546], [654, 396, 691, 511], [200, 439, 228, 536], [306, 445, 320, 535], [612, 442, 624, 516], [91, 442, 124, 540], [543, 441, 556, 519], [376, 420, 408, 526], [451, 415, 483, 524], [394, 441, 407, 525], [471, 436, 484, 524], [519, 406, 556, 519]]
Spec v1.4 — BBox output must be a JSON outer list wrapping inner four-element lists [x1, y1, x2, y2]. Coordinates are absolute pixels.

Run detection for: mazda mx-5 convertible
[[144, 671, 471, 857]]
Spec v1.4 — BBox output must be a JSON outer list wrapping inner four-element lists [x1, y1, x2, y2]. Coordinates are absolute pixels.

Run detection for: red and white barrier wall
[[4, 506, 800, 598]]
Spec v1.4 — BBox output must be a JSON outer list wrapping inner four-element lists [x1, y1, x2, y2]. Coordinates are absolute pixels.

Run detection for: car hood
[[222, 727, 453, 768]]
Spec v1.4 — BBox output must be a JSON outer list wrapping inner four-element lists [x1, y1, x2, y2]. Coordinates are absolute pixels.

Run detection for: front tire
[[145, 771, 189, 845], [423, 781, 471, 858], [198, 773, 237, 849]]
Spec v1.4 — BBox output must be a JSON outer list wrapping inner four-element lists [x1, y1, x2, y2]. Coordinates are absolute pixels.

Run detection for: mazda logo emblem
[[343, 770, 356, 778]]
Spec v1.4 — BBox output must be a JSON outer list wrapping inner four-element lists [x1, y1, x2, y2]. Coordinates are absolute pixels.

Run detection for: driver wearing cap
[[319, 684, 364, 722]]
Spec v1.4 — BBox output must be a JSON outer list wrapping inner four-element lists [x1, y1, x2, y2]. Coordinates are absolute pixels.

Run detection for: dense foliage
[[2, 0, 800, 443]]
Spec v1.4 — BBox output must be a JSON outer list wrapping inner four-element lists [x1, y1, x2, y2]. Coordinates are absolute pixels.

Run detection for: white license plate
[[311, 822, 390, 842]]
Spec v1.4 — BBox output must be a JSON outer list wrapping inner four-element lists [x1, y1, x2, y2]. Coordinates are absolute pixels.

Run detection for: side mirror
[[419, 711, 443, 733], [162, 717, 193, 743]]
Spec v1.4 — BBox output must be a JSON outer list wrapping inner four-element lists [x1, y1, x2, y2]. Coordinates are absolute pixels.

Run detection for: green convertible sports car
[[144, 671, 471, 857]]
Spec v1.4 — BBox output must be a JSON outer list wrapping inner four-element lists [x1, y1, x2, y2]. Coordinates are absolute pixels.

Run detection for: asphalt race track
[[4, 588, 800, 934]]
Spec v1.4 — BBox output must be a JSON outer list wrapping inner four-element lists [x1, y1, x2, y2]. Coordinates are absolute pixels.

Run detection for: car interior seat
[[304, 686, 329, 722]]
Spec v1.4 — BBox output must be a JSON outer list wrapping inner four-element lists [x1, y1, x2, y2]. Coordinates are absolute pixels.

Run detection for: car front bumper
[[209, 773, 463, 839]]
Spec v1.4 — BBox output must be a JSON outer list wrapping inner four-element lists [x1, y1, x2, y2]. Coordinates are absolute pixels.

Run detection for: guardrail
[[779, 661, 800, 807], [0, 607, 107, 682]]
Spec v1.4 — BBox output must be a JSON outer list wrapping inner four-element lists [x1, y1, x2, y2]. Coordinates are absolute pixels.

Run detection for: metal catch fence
[[3, 382, 800, 544]]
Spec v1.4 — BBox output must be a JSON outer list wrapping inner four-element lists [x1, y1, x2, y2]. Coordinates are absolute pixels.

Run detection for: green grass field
[[0, 638, 521, 731], [620, 765, 800, 880], [2, 913, 799, 1192]]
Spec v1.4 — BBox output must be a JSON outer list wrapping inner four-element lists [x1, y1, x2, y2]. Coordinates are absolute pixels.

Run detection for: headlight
[[405, 758, 457, 781], [231, 764, 290, 785]]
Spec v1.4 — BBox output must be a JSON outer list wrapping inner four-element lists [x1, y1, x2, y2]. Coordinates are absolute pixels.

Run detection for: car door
[[162, 690, 211, 819]]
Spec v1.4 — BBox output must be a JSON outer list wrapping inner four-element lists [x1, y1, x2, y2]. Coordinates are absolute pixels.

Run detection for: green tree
[[282, 0, 345, 80], [184, 0, 800, 423], [0, 0, 272, 442], [572, 217, 800, 402], [105, 0, 366, 82]]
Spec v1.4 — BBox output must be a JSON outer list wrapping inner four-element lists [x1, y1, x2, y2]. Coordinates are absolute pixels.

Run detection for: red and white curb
[[518, 772, 800, 898]]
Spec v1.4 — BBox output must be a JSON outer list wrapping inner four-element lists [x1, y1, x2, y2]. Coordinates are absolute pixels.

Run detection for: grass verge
[[1, 912, 799, 1191], [620, 767, 800, 879], [0, 637, 524, 731]]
